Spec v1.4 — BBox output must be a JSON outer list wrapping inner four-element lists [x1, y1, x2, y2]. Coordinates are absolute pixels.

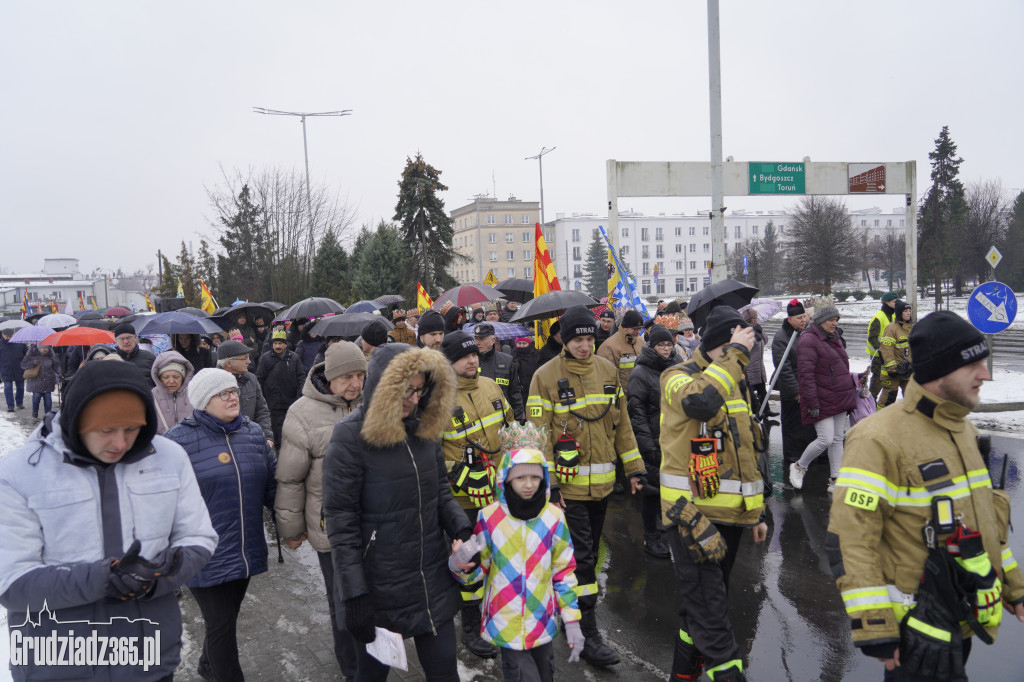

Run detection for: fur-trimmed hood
[[361, 343, 456, 448]]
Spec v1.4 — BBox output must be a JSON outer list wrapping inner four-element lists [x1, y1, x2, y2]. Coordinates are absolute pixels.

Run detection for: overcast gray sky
[[2, 0, 1020, 276]]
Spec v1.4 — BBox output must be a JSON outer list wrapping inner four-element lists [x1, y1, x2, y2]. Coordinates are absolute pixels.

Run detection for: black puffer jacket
[[626, 344, 682, 470], [771, 320, 801, 401], [255, 348, 306, 412], [323, 344, 470, 638]]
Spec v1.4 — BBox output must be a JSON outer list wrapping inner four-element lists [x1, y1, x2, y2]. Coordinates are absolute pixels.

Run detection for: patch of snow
[[972, 412, 1024, 439]]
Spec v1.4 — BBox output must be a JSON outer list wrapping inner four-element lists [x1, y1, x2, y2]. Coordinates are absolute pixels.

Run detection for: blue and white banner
[[597, 225, 651, 322]]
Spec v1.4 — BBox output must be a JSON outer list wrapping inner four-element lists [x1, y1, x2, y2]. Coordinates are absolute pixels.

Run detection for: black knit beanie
[[786, 298, 805, 317], [559, 305, 597, 344], [699, 306, 749, 351], [621, 309, 643, 329], [894, 300, 910, 321], [909, 311, 988, 384], [361, 320, 390, 348], [441, 331, 478, 364], [648, 325, 674, 347], [417, 310, 445, 337]]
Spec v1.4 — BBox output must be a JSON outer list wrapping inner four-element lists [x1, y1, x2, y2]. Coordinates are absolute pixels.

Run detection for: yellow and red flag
[[21, 289, 28, 320], [78, 292, 86, 310], [143, 292, 155, 312], [199, 280, 217, 315], [533, 223, 561, 347], [416, 282, 434, 313]]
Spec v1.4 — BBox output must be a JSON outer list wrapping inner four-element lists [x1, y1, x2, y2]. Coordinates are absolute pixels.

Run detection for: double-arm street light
[[525, 146, 556, 227]]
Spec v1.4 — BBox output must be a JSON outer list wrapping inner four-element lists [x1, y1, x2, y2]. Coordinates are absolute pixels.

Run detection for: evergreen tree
[[393, 154, 460, 292], [351, 221, 410, 301], [308, 229, 352, 303], [154, 254, 178, 299], [217, 184, 269, 303], [918, 126, 968, 303], [1001, 191, 1024, 290], [176, 241, 199, 307], [195, 239, 218, 302], [759, 221, 782, 295], [583, 230, 607, 299]]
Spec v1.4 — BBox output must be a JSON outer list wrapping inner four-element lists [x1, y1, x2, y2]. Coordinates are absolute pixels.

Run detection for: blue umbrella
[[461, 321, 533, 342], [345, 300, 384, 314], [133, 312, 224, 336], [10, 325, 56, 344]]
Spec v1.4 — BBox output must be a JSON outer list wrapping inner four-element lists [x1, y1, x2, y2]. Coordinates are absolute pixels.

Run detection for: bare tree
[[961, 179, 1010, 285], [205, 165, 356, 303], [784, 196, 862, 290], [869, 228, 906, 290]]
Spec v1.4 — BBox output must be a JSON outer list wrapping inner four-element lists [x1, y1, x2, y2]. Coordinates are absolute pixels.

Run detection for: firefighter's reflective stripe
[[908, 616, 952, 642], [575, 462, 615, 485], [460, 583, 484, 601], [663, 374, 694, 406], [725, 399, 748, 415], [550, 393, 615, 414], [836, 467, 898, 505], [442, 409, 507, 441], [841, 585, 915, 620], [1003, 548, 1019, 572], [618, 354, 636, 369], [838, 466, 992, 508], [619, 448, 641, 465], [660, 473, 763, 509], [706, 659, 743, 677], [678, 629, 694, 644], [576, 582, 598, 597], [881, 337, 897, 346], [703, 363, 735, 394]]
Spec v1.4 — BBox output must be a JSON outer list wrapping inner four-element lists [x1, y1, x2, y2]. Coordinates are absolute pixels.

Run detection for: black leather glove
[[107, 540, 156, 601], [345, 594, 376, 644], [900, 589, 966, 681]]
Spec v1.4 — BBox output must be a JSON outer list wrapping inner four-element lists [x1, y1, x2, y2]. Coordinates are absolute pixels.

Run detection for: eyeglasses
[[404, 385, 426, 400], [214, 388, 240, 401]]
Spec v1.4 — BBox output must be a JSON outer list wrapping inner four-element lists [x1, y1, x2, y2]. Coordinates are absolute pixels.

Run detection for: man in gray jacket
[[218, 340, 275, 449], [0, 360, 218, 681]]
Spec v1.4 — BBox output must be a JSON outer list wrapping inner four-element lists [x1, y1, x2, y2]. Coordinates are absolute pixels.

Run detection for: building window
[[505, 215, 513, 224], [522, 214, 530, 224], [779, 225, 785, 235], [642, 245, 649, 259], [488, 233, 497, 243], [656, 280, 665, 294], [488, 215, 496, 224], [573, 265, 583, 278], [887, 219, 892, 227], [489, 251, 498, 261], [656, 245, 664, 259], [690, 261, 697, 270], [621, 246, 629, 256], [689, 244, 696, 253], [861, 219, 866, 226], [675, 244, 683, 253], [572, 246, 582, 260], [571, 229, 580, 243], [689, 226, 696, 236], [508, 267, 516, 278], [725, 243, 730, 255], [642, 280, 651, 295], [506, 251, 515, 261], [675, 260, 683, 270], [506, 232, 514, 243], [641, 228, 649, 242], [675, 227, 682, 236], [703, 244, 710, 253], [468, 235, 473, 245], [752, 225, 758, 235], [523, 266, 531, 278], [702, 226, 709, 236], [523, 250, 531, 261], [642, 262, 650, 275], [655, 227, 663, 241], [675, 278, 685, 293], [622, 227, 629, 238], [734, 226, 741, 239], [689, 277, 698, 292], [900, 219, 905, 227], [522, 231, 531, 242], [874, 220, 880, 227]]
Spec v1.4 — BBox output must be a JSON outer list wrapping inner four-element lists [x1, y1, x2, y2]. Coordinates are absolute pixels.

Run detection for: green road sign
[[748, 162, 805, 194]]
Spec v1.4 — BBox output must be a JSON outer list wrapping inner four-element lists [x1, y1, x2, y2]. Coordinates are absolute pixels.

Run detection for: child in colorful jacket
[[450, 422, 584, 681]]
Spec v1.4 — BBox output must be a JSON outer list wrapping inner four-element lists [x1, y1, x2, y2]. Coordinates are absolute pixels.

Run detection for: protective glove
[[345, 594, 376, 644], [900, 590, 966, 681], [665, 497, 726, 563], [949, 525, 1003, 628], [807, 409, 819, 419], [464, 464, 496, 508], [554, 433, 580, 484], [564, 620, 584, 663], [448, 533, 485, 573], [107, 540, 157, 601], [689, 449, 719, 499]]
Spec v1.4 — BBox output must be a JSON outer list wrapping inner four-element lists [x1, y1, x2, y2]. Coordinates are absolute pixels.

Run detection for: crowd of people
[[0, 290, 1021, 682]]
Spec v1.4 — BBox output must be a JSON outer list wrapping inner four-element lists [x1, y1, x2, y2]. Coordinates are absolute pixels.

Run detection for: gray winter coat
[[150, 351, 196, 435], [745, 325, 768, 387], [21, 346, 59, 393], [237, 370, 274, 443]]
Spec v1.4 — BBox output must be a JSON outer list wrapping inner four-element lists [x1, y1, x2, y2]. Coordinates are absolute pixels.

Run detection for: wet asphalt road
[[561, 427, 1024, 681]]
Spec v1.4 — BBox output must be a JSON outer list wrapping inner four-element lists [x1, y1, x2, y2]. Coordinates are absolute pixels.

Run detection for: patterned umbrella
[[739, 298, 784, 323], [10, 325, 56, 344], [461, 321, 533, 341]]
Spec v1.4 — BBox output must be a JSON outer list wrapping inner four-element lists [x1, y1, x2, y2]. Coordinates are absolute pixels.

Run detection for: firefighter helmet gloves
[[666, 497, 727, 564], [554, 432, 581, 484], [464, 463, 496, 508]]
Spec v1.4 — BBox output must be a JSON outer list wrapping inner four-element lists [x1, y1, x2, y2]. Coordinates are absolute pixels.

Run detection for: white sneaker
[[826, 478, 836, 494], [789, 463, 808, 490]]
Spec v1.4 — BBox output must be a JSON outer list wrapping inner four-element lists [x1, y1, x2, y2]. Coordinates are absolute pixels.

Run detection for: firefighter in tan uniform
[[877, 299, 913, 408], [439, 331, 513, 660], [596, 308, 645, 388], [659, 306, 768, 682], [526, 305, 645, 668], [828, 312, 1024, 681]]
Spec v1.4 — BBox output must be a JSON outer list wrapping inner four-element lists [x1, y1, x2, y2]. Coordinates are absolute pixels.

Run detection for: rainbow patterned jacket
[[452, 446, 581, 650]]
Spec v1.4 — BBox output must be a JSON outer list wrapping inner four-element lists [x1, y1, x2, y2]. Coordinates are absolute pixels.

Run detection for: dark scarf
[[505, 484, 546, 520]]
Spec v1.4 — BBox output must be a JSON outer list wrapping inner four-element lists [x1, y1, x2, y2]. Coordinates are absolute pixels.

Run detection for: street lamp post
[[525, 146, 556, 226], [252, 107, 351, 275]]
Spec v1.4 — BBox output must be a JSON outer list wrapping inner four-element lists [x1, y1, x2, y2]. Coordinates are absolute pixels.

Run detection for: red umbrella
[[41, 327, 116, 346], [431, 284, 502, 310], [103, 306, 133, 317]]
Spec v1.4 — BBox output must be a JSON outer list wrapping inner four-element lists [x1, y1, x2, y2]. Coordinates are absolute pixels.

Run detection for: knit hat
[[559, 305, 597, 343], [664, 300, 683, 314], [324, 340, 367, 381], [813, 305, 841, 326], [515, 337, 532, 345], [188, 368, 240, 410], [113, 322, 136, 338], [473, 323, 495, 338], [894, 299, 911, 321], [599, 309, 615, 320], [787, 298, 805, 317], [621, 309, 643, 329], [417, 310, 445, 338], [217, 340, 252, 360], [78, 390, 147, 434], [362, 320, 390, 347], [548, 320, 561, 337], [272, 328, 287, 342], [157, 361, 187, 378], [881, 291, 899, 302], [441, 331, 478, 364], [909, 311, 988, 384], [648, 325, 674, 347], [700, 306, 749, 351], [506, 462, 545, 482], [60, 361, 157, 460], [679, 319, 694, 332]]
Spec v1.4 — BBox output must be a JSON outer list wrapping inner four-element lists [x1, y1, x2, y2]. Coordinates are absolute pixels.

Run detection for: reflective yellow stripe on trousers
[[660, 473, 763, 508]]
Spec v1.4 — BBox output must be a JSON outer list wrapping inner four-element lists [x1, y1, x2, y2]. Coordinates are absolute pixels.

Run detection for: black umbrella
[[77, 319, 113, 331], [309, 313, 393, 338], [227, 302, 276, 322], [176, 307, 212, 318], [274, 297, 346, 323], [24, 312, 47, 324], [76, 311, 104, 321], [262, 301, 287, 311], [372, 294, 405, 307], [495, 278, 535, 304], [685, 279, 759, 329], [213, 306, 234, 316], [509, 291, 601, 324]]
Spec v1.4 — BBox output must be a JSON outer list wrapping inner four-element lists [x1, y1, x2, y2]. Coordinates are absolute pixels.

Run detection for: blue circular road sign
[[967, 281, 1017, 334]]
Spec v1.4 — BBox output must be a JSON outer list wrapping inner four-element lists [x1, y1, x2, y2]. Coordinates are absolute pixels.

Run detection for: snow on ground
[[761, 293, 1024, 328]]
